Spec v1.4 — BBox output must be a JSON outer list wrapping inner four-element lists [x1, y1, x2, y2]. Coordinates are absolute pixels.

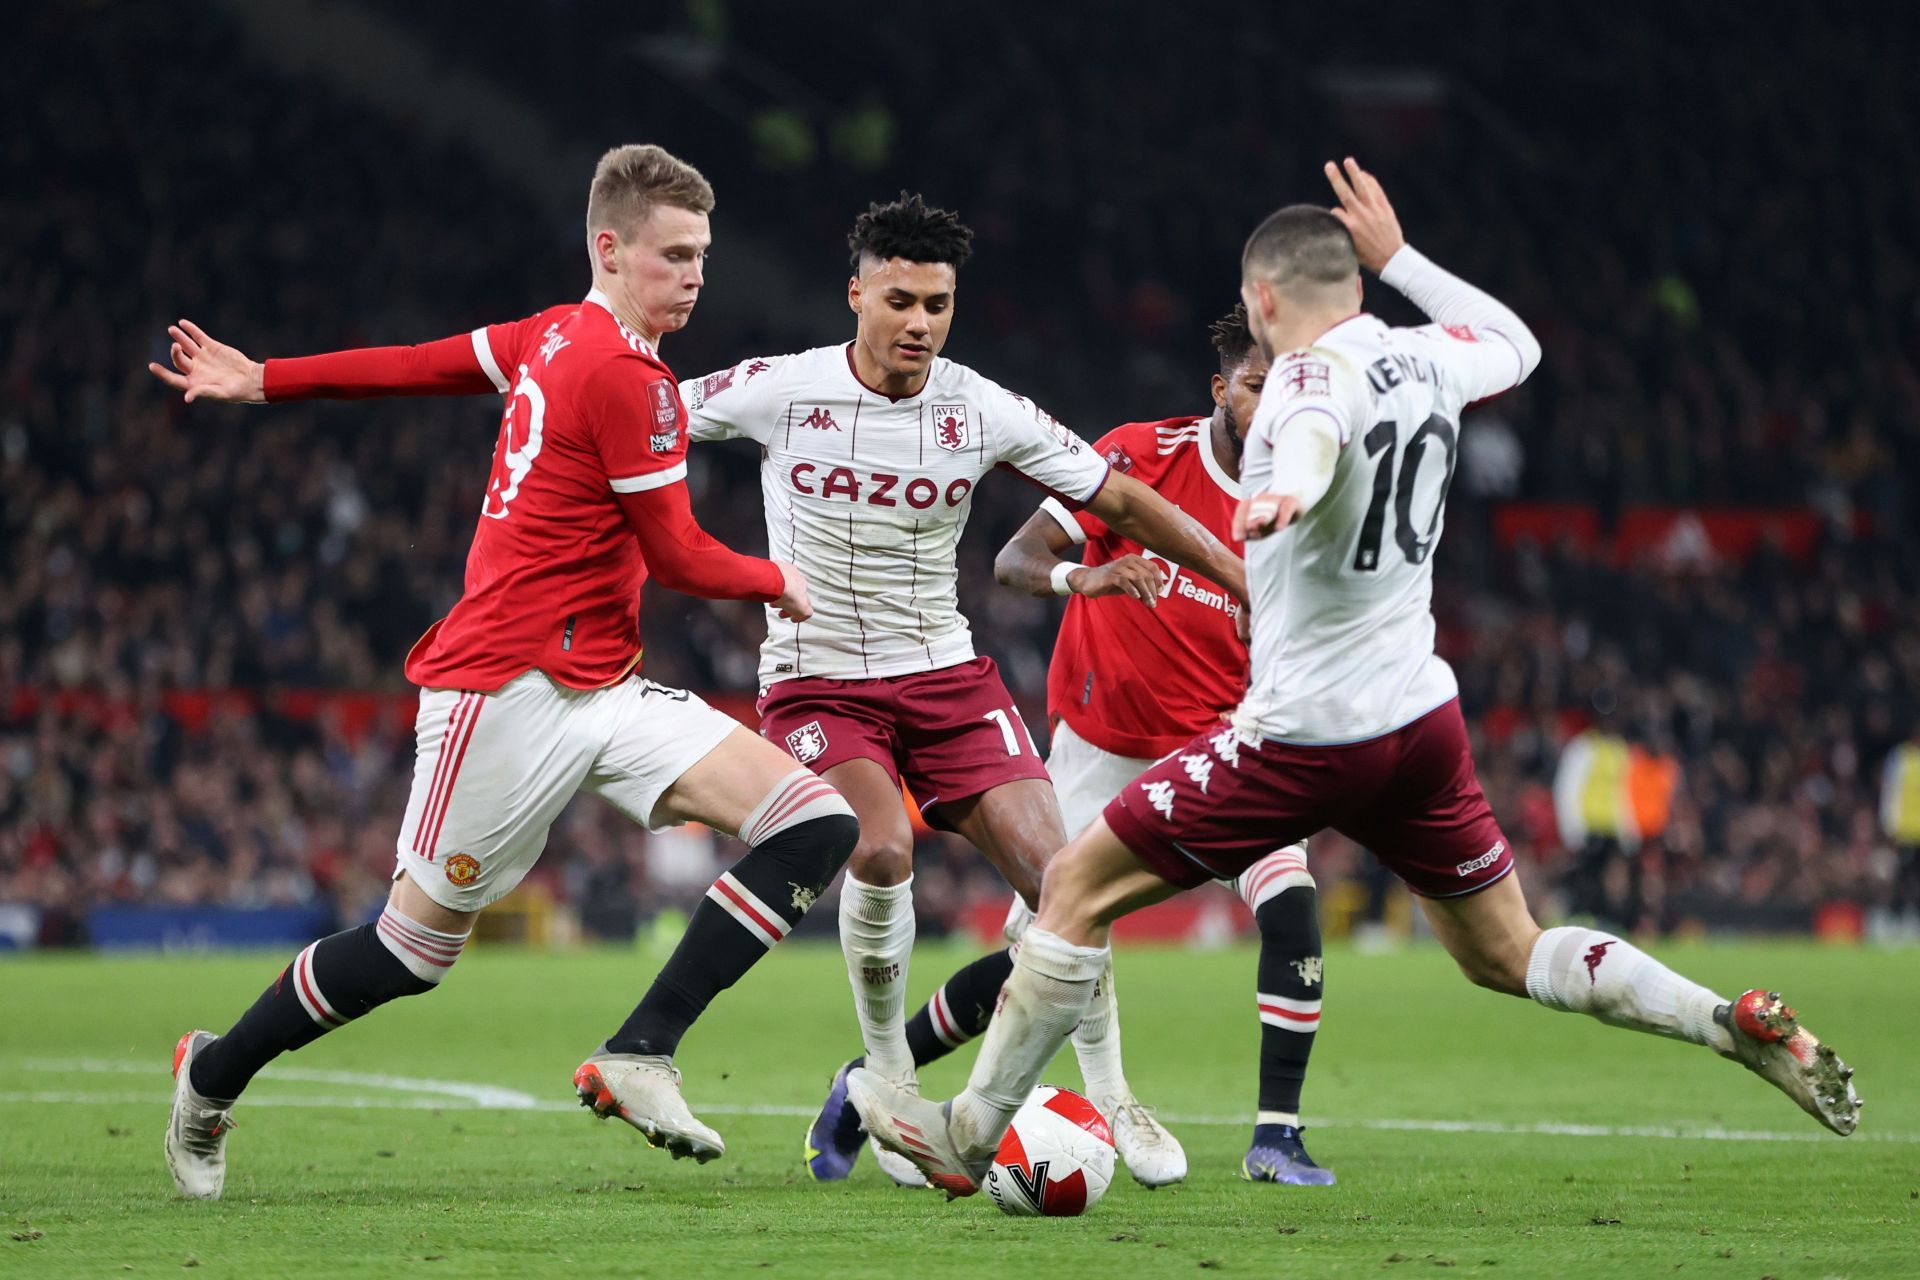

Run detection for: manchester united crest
[[444, 853, 480, 887], [931, 404, 969, 452]]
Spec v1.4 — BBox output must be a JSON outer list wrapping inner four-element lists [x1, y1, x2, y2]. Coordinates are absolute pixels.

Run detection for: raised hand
[[1324, 157, 1405, 275], [772, 561, 814, 622], [1073, 554, 1167, 607], [1233, 492, 1302, 542], [147, 319, 266, 403]]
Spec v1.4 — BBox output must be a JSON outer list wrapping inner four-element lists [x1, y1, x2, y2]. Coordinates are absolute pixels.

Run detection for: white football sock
[[950, 927, 1107, 1157], [839, 874, 917, 1085], [1525, 926, 1733, 1054], [1068, 956, 1130, 1104], [1001, 894, 1035, 945]]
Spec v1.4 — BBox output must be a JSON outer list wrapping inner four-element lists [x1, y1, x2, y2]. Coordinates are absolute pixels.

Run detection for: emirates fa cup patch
[[786, 721, 828, 764], [932, 404, 969, 452], [648, 379, 677, 427]]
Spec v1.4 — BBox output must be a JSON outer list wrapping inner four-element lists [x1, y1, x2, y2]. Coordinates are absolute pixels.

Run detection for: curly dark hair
[[847, 192, 974, 272], [1208, 302, 1257, 372]]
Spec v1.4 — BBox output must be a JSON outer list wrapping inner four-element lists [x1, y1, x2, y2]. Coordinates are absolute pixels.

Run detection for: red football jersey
[[402, 292, 705, 691], [1044, 416, 1246, 758]]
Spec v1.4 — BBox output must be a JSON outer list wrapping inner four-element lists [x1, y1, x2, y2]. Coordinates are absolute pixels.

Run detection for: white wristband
[[1049, 562, 1080, 596]]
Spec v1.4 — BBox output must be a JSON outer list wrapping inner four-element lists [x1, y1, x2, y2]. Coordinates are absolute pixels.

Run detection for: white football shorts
[[395, 670, 741, 912]]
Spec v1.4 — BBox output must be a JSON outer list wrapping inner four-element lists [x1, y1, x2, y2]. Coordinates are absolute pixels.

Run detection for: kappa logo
[[1179, 751, 1214, 794], [799, 406, 841, 431], [444, 853, 480, 888], [1208, 726, 1243, 769], [744, 358, 772, 380], [1141, 779, 1177, 820], [538, 324, 570, 364], [1584, 939, 1615, 985], [1453, 840, 1505, 877], [932, 404, 968, 452], [786, 721, 828, 763]]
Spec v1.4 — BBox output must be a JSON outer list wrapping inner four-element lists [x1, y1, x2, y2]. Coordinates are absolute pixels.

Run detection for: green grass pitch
[[2, 938, 1913, 1278]]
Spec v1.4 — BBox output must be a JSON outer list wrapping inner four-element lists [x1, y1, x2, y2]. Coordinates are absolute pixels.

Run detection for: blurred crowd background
[[6, 2, 1919, 947]]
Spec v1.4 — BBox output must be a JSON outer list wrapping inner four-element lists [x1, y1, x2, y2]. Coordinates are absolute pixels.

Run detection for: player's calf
[[186, 902, 469, 1102], [1236, 847, 1331, 1182], [601, 771, 857, 1059], [1524, 925, 1731, 1051], [167, 902, 466, 1197]]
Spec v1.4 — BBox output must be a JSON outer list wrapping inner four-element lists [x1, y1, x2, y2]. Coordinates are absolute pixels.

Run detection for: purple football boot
[[1241, 1123, 1337, 1185], [804, 1059, 866, 1181]]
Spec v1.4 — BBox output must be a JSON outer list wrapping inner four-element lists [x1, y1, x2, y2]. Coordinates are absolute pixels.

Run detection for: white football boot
[[1102, 1094, 1187, 1187], [869, 1136, 931, 1188], [165, 1030, 236, 1200], [1718, 990, 1861, 1136], [574, 1053, 725, 1162], [846, 1067, 988, 1198]]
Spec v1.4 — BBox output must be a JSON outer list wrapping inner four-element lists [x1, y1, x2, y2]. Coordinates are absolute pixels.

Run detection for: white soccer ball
[[983, 1085, 1116, 1217]]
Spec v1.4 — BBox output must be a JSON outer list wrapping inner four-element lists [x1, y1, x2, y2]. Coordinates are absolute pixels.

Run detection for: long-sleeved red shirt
[[264, 291, 784, 690]]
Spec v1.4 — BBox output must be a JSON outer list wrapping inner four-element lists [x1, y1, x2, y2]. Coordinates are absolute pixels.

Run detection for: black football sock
[[904, 947, 1016, 1067], [604, 801, 857, 1058], [189, 904, 466, 1100], [1253, 881, 1324, 1121]]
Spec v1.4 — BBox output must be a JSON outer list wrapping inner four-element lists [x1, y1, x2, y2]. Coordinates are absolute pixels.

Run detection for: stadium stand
[[4, 3, 1916, 945]]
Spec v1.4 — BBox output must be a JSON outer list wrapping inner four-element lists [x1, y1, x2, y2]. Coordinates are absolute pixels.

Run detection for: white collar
[[1194, 413, 1238, 497], [584, 288, 657, 357]]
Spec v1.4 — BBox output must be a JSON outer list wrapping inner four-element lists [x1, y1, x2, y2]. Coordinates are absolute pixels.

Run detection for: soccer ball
[[983, 1085, 1116, 1217]]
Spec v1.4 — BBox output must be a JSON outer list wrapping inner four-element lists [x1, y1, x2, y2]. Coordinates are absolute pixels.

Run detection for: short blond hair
[[586, 144, 715, 240]]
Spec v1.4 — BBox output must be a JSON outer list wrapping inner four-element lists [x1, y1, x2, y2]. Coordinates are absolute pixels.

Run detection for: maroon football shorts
[[1103, 698, 1514, 898], [756, 655, 1052, 820]]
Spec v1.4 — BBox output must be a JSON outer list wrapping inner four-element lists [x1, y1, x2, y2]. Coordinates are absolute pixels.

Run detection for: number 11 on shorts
[[984, 707, 1038, 757]]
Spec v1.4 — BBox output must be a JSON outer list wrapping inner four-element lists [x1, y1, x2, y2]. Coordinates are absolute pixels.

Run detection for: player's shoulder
[[1094, 417, 1204, 476], [928, 357, 1021, 408]]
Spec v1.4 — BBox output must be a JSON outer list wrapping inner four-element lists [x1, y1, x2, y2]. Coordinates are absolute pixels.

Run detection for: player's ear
[[847, 275, 863, 314], [1211, 372, 1228, 408], [593, 227, 620, 275]]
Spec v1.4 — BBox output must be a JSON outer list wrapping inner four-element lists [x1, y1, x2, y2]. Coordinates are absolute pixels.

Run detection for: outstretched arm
[[615, 482, 812, 621], [149, 318, 507, 404], [1326, 157, 1542, 391], [994, 508, 1167, 606], [1083, 472, 1246, 605]]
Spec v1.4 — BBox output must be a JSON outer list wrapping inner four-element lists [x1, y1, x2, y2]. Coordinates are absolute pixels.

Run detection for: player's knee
[[848, 832, 913, 886], [1033, 844, 1105, 939], [365, 904, 470, 1003]]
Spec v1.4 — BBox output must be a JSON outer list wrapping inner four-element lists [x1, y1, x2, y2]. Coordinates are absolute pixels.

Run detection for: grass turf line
[[2, 940, 1913, 1278]]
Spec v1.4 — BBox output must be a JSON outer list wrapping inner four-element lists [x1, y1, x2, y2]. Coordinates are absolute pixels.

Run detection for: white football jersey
[[682, 345, 1110, 685], [1236, 252, 1537, 744]]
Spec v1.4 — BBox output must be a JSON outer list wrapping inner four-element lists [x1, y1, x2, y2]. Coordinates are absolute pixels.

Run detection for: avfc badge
[[648, 379, 678, 427], [932, 404, 969, 452], [785, 721, 829, 764], [444, 853, 481, 888]]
